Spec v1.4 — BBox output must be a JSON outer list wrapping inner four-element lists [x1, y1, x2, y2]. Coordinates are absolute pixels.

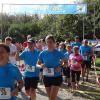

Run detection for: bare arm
[[11, 79, 24, 96], [37, 60, 45, 69], [92, 35, 99, 47], [61, 57, 68, 67], [15, 51, 21, 61]]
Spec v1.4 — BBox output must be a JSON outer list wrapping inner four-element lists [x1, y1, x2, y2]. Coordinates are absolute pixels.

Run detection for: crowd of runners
[[0, 34, 99, 100]]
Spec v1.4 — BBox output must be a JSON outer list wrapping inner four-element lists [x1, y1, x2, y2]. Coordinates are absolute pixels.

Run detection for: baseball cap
[[75, 36, 79, 39], [27, 38, 35, 44]]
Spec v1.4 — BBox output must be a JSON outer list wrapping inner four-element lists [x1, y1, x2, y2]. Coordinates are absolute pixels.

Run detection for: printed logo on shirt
[[0, 87, 11, 99]]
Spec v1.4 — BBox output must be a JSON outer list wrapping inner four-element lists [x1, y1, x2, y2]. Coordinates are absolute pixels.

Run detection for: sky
[[0, 0, 82, 13], [0, 0, 79, 4]]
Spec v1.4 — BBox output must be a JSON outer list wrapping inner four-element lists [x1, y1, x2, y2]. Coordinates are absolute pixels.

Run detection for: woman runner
[[69, 46, 83, 91], [37, 35, 67, 100], [0, 43, 23, 100]]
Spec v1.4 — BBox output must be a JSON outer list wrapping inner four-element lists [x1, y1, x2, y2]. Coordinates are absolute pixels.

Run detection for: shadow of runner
[[60, 82, 100, 100], [37, 87, 47, 97], [18, 91, 29, 100], [37, 87, 64, 100]]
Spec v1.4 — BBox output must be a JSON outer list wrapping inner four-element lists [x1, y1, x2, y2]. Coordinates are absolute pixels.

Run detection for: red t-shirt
[[23, 41, 27, 48]]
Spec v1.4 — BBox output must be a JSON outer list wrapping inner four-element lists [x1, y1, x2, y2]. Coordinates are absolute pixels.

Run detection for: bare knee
[[50, 94, 56, 100], [25, 90, 30, 96]]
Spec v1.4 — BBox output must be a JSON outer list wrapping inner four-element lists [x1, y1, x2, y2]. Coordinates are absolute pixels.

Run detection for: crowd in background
[[0, 34, 99, 100]]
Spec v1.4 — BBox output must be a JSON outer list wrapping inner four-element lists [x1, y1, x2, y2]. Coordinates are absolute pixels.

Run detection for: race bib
[[72, 60, 77, 65], [83, 56, 88, 60], [25, 65, 35, 72], [43, 68, 54, 76], [0, 88, 11, 99]]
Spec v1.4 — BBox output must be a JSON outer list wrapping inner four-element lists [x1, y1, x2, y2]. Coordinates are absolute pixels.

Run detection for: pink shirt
[[69, 53, 83, 71]]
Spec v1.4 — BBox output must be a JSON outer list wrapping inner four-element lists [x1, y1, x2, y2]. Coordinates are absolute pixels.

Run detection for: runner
[[0, 43, 23, 100], [69, 46, 83, 91], [36, 39, 44, 84], [36, 39, 43, 51], [55, 42, 59, 50], [88, 35, 99, 68], [23, 35, 32, 49], [5, 37, 17, 65], [37, 35, 67, 100], [80, 39, 93, 82], [41, 38, 47, 50], [71, 36, 81, 48], [16, 38, 40, 100], [64, 45, 72, 86], [59, 42, 67, 54]]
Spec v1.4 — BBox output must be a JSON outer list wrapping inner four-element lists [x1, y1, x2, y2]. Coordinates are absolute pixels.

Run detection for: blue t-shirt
[[59, 49, 67, 55], [20, 49, 40, 77], [71, 42, 81, 47], [38, 49, 65, 77], [0, 63, 22, 100], [80, 45, 92, 61], [64, 51, 72, 60]]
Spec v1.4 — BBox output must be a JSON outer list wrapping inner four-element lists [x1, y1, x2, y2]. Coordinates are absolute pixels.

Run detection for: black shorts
[[63, 67, 70, 78], [40, 68, 43, 72], [83, 61, 91, 69], [24, 77, 39, 90], [43, 76, 62, 87], [71, 70, 81, 82]]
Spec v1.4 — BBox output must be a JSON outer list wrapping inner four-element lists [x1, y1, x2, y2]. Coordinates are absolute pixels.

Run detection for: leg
[[76, 71, 81, 89], [43, 76, 52, 99], [86, 68, 89, 81], [50, 86, 60, 100], [30, 77, 39, 100], [81, 62, 86, 83], [67, 67, 71, 86], [25, 89, 30, 96], [86, 61, 91, 81], [30, 88, 36, 100], [24, 77, 31, 96], [45, 87, 51, 99], [71, 70, 76, 91]]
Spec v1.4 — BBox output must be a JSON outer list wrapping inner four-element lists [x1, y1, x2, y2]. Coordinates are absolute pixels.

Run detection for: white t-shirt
[[9, 44, 17, 64], [42, 45, 47, 50]]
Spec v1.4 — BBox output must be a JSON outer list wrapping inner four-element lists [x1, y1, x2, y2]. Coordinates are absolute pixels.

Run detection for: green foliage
[[0, 0, 100, 42]]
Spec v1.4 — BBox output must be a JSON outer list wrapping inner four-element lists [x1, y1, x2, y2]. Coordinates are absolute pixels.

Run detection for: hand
[[41, 64, 46, 69], [55, 67, 62, 72], [11, 88, 19, 96]]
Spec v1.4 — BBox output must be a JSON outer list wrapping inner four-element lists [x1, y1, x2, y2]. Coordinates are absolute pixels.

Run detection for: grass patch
[[96, 58, 100, 75], [97, 71, 100, 74], [96, 58, 100, 67]]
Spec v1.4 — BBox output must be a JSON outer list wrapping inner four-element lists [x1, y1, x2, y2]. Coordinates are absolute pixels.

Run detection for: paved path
[[17, 83, 89, 100], [17, 70, 100, 100]]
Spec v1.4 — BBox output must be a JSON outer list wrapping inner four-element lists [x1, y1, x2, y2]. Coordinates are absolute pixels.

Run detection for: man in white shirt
[[5, 37, 17, 65]]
